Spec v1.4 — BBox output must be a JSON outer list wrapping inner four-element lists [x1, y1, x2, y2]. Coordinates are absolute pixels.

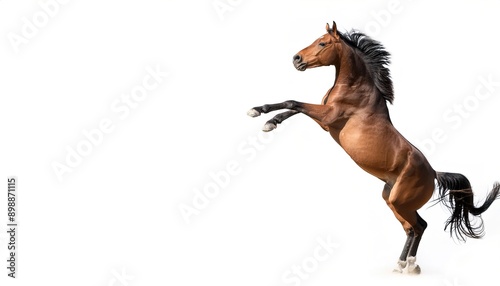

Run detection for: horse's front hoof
[[247, 109, 261, 117], [262, 122, 277, 132]]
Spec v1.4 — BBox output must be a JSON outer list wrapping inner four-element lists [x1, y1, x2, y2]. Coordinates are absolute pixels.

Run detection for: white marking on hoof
[[407, 264, 421, 275], [393, 260, 406, 274], [247, 109, 261, 117], [262, 122, 277, 132], [405, 256, 421, 275]]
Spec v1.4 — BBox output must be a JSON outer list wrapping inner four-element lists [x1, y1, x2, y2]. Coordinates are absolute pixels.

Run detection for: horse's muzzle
[[293, 54, 307, 71]]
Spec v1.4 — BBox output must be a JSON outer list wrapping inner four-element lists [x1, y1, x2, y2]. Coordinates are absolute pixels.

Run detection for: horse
[[247, 21, 500, 274]]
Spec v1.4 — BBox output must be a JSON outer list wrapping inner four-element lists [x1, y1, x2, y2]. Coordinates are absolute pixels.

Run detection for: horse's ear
[[326, 21, 339, 40]]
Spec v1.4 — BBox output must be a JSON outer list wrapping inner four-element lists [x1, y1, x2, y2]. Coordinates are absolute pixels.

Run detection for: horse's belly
[[333, 124, 405, 180]]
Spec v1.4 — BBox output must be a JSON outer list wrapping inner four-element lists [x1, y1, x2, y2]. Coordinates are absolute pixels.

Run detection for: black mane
[[338, 30, 394, 104]]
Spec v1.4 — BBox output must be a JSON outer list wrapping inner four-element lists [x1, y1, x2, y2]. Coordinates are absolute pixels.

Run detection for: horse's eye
[[319, 42, 326, 47]]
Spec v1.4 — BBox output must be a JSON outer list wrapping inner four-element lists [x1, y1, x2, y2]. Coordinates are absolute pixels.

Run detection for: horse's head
[[293, 22, 343, 71]]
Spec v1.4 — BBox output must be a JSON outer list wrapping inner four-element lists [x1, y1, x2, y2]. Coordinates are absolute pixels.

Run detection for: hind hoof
[[392, 257, 421, 275], [405, 256, 421, 275], [407, 264, 421, 275], [393, 260, 406, 274]]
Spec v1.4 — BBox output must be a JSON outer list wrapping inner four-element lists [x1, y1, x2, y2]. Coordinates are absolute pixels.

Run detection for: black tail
[[435, 172, 500, 241]]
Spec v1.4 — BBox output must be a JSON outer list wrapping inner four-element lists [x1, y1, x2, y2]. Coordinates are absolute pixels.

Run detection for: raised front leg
[[247, 101, 298, 117], [261, 110, 299, 132], [248, 100, 333, 131]]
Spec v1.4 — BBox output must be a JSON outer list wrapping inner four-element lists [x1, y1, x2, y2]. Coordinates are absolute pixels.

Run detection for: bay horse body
[[248, 22, 500, 274]]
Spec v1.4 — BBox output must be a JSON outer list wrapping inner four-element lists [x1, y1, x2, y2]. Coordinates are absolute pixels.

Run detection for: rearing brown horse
[[248, 22, 500, 274]]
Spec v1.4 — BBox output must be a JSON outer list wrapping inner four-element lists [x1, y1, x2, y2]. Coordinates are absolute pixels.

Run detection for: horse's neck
[[330, 54, 370, 100], [334, 48, 369, 87], [331, 49, 391, 118]]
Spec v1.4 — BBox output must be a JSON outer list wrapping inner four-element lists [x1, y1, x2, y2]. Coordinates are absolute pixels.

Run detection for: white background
[[1, 0, 500, 285]]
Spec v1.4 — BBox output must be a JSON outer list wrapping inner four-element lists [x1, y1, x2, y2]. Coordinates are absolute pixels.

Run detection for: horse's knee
[[284, 100, 299, 109]]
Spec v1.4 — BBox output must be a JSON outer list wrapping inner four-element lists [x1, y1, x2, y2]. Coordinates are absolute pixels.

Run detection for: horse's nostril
[[293, 54, 302, 63]]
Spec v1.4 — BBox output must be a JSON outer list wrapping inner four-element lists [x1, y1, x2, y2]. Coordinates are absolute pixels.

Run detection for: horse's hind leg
[[391, 212, 427, 274], [392, 234, 413, 272], [382, 182, 430, 274], [408, 213, 428, 259], [382, 184, 412, 272]]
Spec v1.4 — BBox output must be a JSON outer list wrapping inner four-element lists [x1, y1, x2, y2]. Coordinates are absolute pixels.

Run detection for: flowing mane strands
[[338, 30, 394, 104]]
